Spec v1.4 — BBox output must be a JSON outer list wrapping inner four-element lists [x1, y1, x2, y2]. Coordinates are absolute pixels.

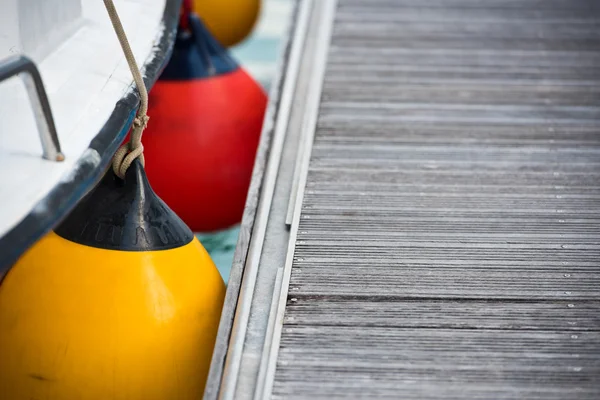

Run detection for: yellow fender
[[0, 160, 225, 399], [193, 0, 261, 47]]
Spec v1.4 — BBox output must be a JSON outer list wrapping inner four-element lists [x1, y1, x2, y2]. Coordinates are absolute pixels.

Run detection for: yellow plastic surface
[[193, 0, 261, 47], [0, 232, 225, 400]]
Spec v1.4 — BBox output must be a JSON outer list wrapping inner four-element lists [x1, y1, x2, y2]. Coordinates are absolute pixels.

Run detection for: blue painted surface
[[196, 226, 240, 284]]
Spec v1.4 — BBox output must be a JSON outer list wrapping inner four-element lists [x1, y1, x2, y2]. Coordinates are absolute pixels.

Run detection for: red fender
[[141, 68, 267, 232]]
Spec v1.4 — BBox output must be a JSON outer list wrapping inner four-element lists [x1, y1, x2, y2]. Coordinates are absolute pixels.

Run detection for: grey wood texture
[[272, 0, 600, 398]]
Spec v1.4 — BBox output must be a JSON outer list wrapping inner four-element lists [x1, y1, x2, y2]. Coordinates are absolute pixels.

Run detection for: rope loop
[[112, 142, 145, 180]]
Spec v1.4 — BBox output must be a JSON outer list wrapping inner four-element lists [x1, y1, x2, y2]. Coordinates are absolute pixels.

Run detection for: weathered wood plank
[[283, 298, 600, 330], [274, 328, 600, 399], [270, 0, 600, 398], [337, 0, 599, 9]]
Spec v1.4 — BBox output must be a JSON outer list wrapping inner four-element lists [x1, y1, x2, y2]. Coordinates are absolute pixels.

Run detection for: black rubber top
[[55, 159, 194, 251], [159, 12, 238, 80]]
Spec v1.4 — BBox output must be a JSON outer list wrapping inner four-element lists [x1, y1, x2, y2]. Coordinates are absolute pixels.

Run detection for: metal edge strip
[[284, 130, 305, 226], [261, 1, 338, 397], [253, 267, 284, 400], [205, 1, 313, 399], [0, 0, 182, 276], [218, 0, 314, 395], [202, 1, 300, 398]]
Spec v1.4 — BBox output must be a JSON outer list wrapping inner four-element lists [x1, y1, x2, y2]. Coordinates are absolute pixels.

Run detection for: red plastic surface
[[141, 68, 267, 232]]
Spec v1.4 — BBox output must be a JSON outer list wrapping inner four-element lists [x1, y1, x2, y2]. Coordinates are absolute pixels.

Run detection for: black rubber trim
[[0, 0, 183, 277]]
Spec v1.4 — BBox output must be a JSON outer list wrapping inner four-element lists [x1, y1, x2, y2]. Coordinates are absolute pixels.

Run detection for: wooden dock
[[205, 0, 600, 398]]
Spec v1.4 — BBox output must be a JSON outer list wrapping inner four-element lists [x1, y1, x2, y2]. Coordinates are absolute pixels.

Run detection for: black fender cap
[[55, 159, 194, 251]]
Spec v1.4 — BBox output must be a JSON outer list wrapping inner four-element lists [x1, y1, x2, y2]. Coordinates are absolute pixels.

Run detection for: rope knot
[[133, 115, 150, 129]]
